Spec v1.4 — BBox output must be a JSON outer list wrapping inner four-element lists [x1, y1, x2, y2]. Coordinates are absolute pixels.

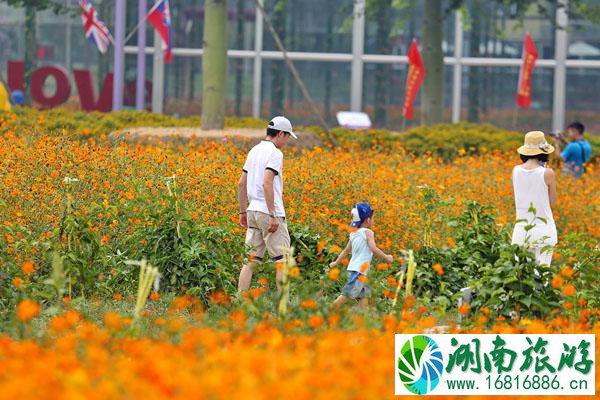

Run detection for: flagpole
[[124, 2, 157, 45], [113, 0, 126, 111], [136, 0, 147, 110]]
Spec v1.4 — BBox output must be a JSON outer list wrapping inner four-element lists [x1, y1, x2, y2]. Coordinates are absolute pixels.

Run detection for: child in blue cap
[[329, 202, 393, 308]]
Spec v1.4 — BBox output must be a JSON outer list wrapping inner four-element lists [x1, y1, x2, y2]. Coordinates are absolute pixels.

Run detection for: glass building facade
[[0, 0, 599, 133]]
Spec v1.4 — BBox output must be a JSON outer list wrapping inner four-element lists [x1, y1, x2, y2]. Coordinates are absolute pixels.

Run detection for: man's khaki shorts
[[245, 210, 291, 261]]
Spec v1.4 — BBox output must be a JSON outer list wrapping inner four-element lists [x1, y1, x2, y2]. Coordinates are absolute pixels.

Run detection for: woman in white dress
[[511, 131, 558, 266]]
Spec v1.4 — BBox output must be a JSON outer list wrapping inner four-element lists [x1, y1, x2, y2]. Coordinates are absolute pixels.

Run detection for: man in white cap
[[237, 116, 297, 292]]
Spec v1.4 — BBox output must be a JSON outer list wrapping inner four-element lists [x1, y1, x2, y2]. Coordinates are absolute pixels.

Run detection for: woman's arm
[[544, 168, 558, 206], [365, 230, 393, 263], [330, 240, 352, 267]]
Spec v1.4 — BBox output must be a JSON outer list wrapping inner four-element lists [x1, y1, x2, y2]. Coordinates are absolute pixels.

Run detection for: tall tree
[[373, 0, 392, 125], [421, 0, 444, 124], [234, 0, 245, 116], [323, 0, 335, 121], [467, 0, 482, 122], [270, 0, 287, 116], [2, 0, 68, 104], [202, 0, 228, 130]]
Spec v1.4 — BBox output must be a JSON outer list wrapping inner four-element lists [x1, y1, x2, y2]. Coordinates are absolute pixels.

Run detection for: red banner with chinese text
[[402, 39, 426, 120], [516, 33, 538, 109]]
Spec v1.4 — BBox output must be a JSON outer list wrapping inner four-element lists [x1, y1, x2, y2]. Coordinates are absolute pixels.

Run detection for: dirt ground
[[115, 127, 325, 149]]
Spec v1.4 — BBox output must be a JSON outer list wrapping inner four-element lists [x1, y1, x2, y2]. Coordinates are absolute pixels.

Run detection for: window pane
[[364, 2, 455, 57], [260, 60, 350, 125], [261, 0, 353, 53], [363, 63, 453, 129], [163, 56, 254, 117], [462, 1, 555, 59], [565, 68, 600, 133], [460, 65, 554, 131]]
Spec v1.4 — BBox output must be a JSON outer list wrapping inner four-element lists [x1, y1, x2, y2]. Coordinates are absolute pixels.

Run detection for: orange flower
[[289, 267, 300, 278], [560, 266, 575, 279], [257, 278, 268, 286], [458, 303, 470, 316], [375, 263, 389, 271], [12, 277, 23, 289], [209, 290, 231, 305], [327, 314, 340, 327], [403, 295, 416, 309], [328, 268, 340, 280], [446, 237, 456, 247], [551, 274, 564, 289], [21, 260, 35, 275], [432, 263, 444, 276], [329, 244, 341, 254], [16, 299, 40, 322], [300, 299, 317, 309], [316, 240, 326, 254], [249, 287, 267, 299], [357, 274, 368, 283], [308, 314, 324, 329], [112, 293, 123, 301], [563, 301, 573, 310], [104, 312, 128, 330], [562, 284, 576, 297], [359, 262, 369, 273], [149, 292, 160, 300], [386, 276, 398, 287]]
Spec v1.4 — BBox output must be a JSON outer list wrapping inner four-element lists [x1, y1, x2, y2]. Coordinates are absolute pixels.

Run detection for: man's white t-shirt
[[243, 140, 285, 217]]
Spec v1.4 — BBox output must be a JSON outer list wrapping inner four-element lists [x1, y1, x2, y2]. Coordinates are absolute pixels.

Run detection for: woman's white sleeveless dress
[[511, 165, 557, 266]]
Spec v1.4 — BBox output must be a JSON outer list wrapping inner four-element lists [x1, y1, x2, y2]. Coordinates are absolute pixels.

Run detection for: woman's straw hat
[[517, 131, 555, 156]]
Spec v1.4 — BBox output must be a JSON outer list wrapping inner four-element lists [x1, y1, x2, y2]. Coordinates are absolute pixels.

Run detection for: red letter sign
[[73, 70, 113, 112], [30, 66, 71, 108], [7, 60, 25, 92]]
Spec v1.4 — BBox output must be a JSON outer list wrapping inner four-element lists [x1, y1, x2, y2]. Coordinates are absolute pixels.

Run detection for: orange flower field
[[0, 109, 598, 398]]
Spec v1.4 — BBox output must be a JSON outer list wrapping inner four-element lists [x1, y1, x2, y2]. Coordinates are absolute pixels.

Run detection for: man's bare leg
[[358, 298, 369, 308], [238, 262, 255, 292]]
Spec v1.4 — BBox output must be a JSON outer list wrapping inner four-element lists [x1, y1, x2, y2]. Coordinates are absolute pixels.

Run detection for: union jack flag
[[147, 0, 173, 63], [79, 0, 113, 54]]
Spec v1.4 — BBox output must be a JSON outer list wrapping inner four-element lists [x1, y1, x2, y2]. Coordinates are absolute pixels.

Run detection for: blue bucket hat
[[350, 202, 374, 227]]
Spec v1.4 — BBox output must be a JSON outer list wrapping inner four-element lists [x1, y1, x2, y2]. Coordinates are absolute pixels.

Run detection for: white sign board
[[336, 111, 372, 129]]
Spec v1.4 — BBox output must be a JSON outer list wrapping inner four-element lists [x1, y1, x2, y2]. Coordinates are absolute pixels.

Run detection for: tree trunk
[[270, 0, 286, 116], [202, 0, 228, 130], [24, 6, 37, 105], [323, 1, 334, 121], [468, 0, 481, 122], [374, 0, 392, 126], [234, 0, 244, 115], [421, 0, 444, 125]]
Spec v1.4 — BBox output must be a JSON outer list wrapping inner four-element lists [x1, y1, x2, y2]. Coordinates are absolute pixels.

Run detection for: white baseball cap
[[268, 116, 297, 139]]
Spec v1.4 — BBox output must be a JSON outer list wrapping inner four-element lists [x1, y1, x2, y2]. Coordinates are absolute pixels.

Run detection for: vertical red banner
[[402, 39, 426, 120], [516, 32, 538, 109]]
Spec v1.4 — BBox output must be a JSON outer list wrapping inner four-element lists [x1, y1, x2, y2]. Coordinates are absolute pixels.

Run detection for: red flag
[[516, 32, 538, 108], [148, 0, 173, 63], [402, 40, 426, 120]]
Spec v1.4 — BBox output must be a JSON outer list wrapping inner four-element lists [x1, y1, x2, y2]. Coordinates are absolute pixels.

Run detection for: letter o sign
[[31, 66, 71, 108]]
